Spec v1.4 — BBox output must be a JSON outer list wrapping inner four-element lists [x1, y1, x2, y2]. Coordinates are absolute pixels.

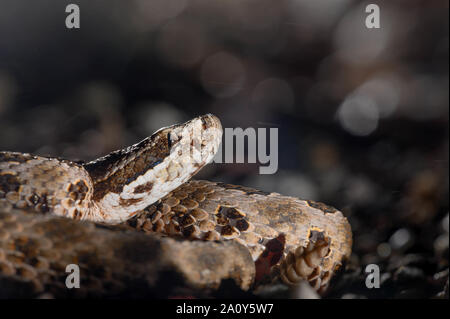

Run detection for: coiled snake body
[[0, 114, 352, 297]]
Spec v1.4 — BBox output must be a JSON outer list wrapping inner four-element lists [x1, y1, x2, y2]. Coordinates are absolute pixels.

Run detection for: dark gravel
[[0, 0, 447, 299]]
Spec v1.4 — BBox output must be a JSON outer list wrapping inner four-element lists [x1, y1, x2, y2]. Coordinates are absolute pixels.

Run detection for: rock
[[292, 281, 320, 299], [0, 208, 255, 298]]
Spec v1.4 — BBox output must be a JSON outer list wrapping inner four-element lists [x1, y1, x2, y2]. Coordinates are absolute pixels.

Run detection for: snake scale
[[0, 114, 352, 298]]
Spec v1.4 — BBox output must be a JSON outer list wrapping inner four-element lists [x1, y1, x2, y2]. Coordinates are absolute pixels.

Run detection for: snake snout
[[199, 113, 222, 131]]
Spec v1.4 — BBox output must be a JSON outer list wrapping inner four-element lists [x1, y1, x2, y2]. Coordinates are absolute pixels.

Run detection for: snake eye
[[167, 131, 182, 148], [167, 133, 172, 148]]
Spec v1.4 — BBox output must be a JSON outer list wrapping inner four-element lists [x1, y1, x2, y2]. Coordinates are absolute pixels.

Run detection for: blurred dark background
[[0, 0, 448, 298]]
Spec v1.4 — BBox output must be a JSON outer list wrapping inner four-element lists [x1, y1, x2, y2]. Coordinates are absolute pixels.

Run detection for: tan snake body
[[0, 114, 352, 297]]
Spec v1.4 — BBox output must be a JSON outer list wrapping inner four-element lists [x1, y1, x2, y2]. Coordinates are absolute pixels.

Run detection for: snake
[[0, 114, 352, 297]]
